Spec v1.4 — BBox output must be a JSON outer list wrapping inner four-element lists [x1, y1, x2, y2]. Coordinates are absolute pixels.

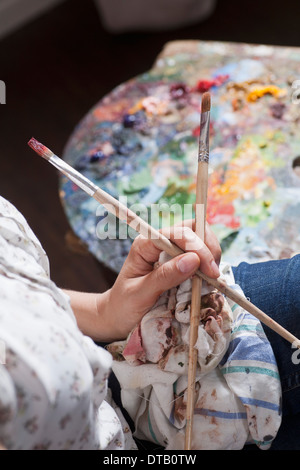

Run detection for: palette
[[60, 40, 300, 273]]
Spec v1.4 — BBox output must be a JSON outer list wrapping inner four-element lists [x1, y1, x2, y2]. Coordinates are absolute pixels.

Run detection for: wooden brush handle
[[185, 160, 208, 449], [93, 188, 300, 348]]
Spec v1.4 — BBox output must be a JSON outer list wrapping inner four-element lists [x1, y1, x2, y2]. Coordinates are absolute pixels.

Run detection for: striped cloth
[[218, 277, 282, 449], [111, 263, 282, 450]]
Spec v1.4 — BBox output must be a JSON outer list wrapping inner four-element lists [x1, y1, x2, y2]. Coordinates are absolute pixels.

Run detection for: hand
[[97, 221, 221, 341]]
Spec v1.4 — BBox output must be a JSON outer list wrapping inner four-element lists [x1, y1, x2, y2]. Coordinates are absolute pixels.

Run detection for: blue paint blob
[[123, 113, 136, 128], [90, 151, 106, 163]]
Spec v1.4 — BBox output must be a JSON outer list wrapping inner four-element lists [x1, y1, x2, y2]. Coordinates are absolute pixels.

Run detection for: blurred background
[[0, 0, 299, 293]]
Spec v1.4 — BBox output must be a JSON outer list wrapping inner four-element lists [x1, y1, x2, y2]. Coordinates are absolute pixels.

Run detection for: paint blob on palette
[[61, 40, 300, 272]]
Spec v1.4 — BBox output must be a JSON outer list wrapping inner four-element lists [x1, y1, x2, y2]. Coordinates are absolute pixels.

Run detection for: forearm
[[63, 289, 117, 342]]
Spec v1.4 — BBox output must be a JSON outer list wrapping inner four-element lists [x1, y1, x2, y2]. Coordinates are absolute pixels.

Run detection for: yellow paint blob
[[247, 85, 286, 102]]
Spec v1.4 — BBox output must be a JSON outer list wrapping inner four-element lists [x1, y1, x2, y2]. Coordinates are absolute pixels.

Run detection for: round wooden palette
[[61, 40, 300, 272]]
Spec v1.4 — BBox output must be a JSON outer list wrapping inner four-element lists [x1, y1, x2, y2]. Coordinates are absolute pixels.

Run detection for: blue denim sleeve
[[232, 255, 300, 414]]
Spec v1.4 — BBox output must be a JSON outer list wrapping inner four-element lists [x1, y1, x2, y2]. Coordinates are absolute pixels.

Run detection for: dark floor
[[1, 0, 300, 293]]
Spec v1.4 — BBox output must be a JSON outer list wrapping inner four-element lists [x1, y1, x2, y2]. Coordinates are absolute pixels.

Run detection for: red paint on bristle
[[28, 137, 51, 158]]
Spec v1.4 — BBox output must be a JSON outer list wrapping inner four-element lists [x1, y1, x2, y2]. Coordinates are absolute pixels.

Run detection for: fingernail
[[177, 253, 199, 273], [210, 260, 220, 277]]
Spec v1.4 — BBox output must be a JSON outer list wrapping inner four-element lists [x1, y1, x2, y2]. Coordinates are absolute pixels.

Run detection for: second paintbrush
[[27, 137, 300, 351], [185, 92, 211, 450]]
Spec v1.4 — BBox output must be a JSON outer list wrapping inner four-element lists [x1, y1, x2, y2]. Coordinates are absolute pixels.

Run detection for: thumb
[[148, 252, 200, 297]]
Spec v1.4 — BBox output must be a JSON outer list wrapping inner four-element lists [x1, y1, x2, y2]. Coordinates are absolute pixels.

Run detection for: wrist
[[65, 289, 118, 343], [94, 288, 116, 342], [98, 285, 136, 342], [94, 288, 123, 342]]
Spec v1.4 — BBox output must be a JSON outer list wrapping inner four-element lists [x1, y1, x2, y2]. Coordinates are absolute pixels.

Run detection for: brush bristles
[[28, 137, 53, 160], [201, 92, 211, 113]]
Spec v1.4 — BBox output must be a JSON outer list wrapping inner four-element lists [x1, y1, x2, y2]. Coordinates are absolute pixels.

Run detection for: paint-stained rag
[[108, 255, 282, 450]]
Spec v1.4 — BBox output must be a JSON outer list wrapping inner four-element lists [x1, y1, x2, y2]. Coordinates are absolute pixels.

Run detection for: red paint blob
[[28, 137, 47, 156], [195, 74, 229, 93], [28, 137, 52, 159]]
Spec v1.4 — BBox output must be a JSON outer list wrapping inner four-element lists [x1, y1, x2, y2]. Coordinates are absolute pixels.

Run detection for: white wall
[[0, 0, 65, 40]]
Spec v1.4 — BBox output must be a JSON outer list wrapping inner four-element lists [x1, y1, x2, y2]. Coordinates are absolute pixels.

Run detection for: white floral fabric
[[0, 196, 136, 450]]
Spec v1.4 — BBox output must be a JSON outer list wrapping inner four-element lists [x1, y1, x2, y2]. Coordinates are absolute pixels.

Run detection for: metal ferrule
[[198, 111, 210, 163], [50, 154, 98, 196]]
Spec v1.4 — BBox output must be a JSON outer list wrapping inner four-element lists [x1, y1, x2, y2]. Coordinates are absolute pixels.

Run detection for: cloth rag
[[108, 253, 282, 450]]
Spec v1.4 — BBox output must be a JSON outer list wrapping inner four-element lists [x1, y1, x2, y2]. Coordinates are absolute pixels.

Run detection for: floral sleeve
[[0, 196, 136, 450]]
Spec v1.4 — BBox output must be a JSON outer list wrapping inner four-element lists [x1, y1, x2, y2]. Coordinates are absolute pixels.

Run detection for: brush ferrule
[[198, 111, 210, 163], [50, 154, 98, 196]]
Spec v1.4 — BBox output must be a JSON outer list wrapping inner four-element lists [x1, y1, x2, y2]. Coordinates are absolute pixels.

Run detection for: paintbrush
[[28, 138, 300, 353], [185, 92, 211, 450]]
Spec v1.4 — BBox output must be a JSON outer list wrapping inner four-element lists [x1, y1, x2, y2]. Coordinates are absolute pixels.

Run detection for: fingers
[[161, 225, 220, 278], [125, 221, 221, 280], [205, 223, 222, 266], [121, 235, 162, 278], [146, 252, 201, 298], [173, 219, 222, 266]]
